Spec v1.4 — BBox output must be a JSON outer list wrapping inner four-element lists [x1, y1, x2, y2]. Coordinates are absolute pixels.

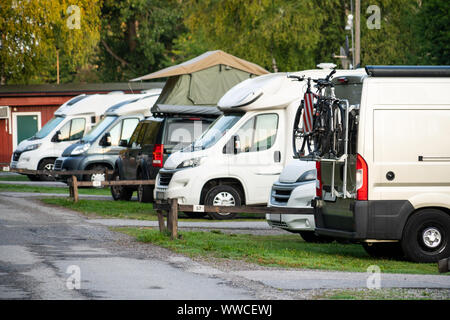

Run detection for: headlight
[[71, 143, 91, 155], [22, 143, 41, 152], [296, 169, 316, 182], [176, 157, 204, 169]]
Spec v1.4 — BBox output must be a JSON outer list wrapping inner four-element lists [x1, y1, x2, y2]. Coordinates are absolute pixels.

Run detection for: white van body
[[315, 66, 450, 262], [154, 69, 365, 214], [53, 89, 162, 180], [10, 93, 148, 177]]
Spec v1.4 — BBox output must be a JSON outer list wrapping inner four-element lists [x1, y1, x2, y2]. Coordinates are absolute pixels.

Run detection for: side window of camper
[[235, 114, 278, 152], [121, 118, 140, 142], [58, 118, 86, 141]]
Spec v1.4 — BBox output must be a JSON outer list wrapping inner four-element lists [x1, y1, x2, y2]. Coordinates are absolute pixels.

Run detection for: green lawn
[[115, 227, 442, 275], [0, 175, 30, 181], [0, 183, 112, 195]]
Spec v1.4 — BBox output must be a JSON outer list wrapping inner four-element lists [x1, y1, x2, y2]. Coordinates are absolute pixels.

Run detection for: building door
[[13, 112, 41, 149]]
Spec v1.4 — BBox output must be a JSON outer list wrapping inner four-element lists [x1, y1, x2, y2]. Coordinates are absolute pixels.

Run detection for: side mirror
[[223, 135, 241, 154], [119, 139, 128, 147], [51, 131, 61, 142], [100, 132, 112, 147]]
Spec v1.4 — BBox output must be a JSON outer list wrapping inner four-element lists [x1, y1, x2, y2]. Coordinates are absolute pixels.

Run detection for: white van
[[53, 89, 161, 182], [266, 73, 366, 242], [314, 66, 450, 262], [154, 69, 364, 219], [10, 93, 142, 181]]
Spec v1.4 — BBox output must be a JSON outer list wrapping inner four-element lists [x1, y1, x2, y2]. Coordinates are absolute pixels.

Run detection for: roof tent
[[130, 50, 270, 115]]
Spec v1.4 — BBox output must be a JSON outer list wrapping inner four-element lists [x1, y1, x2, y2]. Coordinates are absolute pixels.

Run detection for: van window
[[34, 116, 65, 139], [165, 119, 210, 146], [128, 122, 145, 147], [235, 113, 278, 152], [82, 116, 117, 143], [109, 122, 122, 146], [58, 118, 86, 141], [191, 114, 242, 150], [108, 118, 140, 146], [142, 121, 162, 145]]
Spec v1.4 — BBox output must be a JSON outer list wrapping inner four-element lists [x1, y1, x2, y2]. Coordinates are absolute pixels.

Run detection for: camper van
[[111, 105, 219, 202], [53, 89, 161, 181], [10, 93, 139, 181], [266, 73, 366, 242], [314, 66, 450, 263], [154, 69, 365, 219]]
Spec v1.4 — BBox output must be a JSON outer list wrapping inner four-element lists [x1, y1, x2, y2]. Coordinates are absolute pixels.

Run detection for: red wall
[[0, 96, 70, 165]]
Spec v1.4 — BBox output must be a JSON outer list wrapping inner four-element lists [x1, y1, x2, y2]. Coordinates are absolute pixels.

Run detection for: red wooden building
[[0, 82, 163, 166]]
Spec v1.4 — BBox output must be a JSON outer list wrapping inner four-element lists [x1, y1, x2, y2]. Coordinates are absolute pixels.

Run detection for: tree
[[0, 0, 101, 84], [97, 0, 185, 81]]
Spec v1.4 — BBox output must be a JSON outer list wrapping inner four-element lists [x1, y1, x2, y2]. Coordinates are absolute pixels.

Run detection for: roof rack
[[365, 66, 450, 77]]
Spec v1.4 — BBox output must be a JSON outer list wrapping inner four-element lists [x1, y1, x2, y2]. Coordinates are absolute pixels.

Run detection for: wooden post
[[156, 210, 166, 232], [72, 175, 79, 203], [69, 177, 74, 199], [168, 198, 178, 239]]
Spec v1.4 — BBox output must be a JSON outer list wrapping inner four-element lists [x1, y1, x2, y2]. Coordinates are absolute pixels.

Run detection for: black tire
[[27, 174, 40, 181], [401, 209, 450, 263], [137, 170, 153, 203], [204, 185, 242, 220], [110, 169, 133, 201], [299, 231, 333, 243], [362, 242, 405, 259], [38, 158, 56, 181]]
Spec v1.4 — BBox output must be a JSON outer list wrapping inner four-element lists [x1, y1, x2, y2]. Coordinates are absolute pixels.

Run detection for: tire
[[299, 231, 333, 243], [27, 174, 40, 181], [183, 212, 208, 218], [84, 165, 108, 182], [362, 242, 404, 259], [38, 159, 56, 181], [137, 170, 153, 203], [401, 209, 450, 263], [110, 169, 133, 201], [204, 185, 242, 220]]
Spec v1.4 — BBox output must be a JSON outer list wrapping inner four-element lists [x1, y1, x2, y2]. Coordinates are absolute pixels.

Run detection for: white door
[[228, 111, 285, 204]]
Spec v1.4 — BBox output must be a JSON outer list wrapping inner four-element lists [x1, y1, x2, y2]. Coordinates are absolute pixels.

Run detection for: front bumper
[[154, 167, 203, 205], [53, 156, 86, 180], [10, 150, 40, 171]]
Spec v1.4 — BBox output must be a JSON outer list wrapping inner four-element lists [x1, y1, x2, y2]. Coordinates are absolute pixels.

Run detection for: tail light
[[356, 153, 368, 200], [316, 161, 322, 198], [152, 144, 164, 167]]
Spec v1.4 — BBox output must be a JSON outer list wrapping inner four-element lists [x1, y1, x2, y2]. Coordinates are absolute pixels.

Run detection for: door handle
[[274, 151, 281, 163]]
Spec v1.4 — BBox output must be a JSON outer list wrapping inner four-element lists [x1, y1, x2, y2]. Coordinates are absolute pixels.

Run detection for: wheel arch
[[199, 177, 246, 205]]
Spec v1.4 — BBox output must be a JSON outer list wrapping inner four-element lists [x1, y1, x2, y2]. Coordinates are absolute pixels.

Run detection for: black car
[[111, 114, 215, 202]]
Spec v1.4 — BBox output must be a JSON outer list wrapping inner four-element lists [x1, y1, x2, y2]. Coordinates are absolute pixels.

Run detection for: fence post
[[156, 210, 166, 232], [168, 198, 178, 239], [72, 175, 79, 203]]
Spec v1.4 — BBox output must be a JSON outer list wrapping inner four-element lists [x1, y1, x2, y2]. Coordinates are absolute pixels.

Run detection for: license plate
[[155, 191, 166, 200]]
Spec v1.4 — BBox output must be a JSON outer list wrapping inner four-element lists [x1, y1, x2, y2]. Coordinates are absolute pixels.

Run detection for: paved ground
[[1, 193, 449, 300]]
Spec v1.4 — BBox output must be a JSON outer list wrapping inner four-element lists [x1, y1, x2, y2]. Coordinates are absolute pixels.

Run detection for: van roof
[[105, 89, 162, 117], [54, 93, 151, 117], [366, 65, 450, 77], [218, 69, 366, 111]]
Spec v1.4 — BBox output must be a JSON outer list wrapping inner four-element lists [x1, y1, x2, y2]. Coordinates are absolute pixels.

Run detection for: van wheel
[[299, 231, 333, 243], [362, 243, 404, 259], [111, 170, 133, 201], [38, 159, 56, 181], [85, 165, 108, 182], [205, 185, 241, 220], [401, 209, 450, 263], [137, 170, 153, 203]]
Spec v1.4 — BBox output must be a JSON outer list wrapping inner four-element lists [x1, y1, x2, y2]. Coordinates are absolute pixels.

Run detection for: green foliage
[[0, 0, 101, 84]]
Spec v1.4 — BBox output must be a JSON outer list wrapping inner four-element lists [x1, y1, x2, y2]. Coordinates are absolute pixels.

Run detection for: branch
[[101, 39, 129, 66]]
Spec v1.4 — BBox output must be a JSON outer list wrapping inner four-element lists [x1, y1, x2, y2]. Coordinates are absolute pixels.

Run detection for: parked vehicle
[[154, 69, 364, 219], [266, 73, 366, 242], [314, 66, 450, 262], [10, 92, 137, 181], [111, 105, 218, 202], [53, 90, 161, 182]]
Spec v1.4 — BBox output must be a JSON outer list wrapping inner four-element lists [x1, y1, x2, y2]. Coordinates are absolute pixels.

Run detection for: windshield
[[32, 116, 65, 140], [81, 115, 118, 143], [189, 114, 242, 150]]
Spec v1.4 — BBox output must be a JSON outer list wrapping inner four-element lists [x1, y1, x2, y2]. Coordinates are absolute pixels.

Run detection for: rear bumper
[[314, 199, 414, 241]]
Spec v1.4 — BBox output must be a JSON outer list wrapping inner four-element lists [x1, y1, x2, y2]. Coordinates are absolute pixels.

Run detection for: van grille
[[53, 159, 63, 171], [12, 151, 22, 161], [158, 172, 173, 186], [271, 185, 295, 205]]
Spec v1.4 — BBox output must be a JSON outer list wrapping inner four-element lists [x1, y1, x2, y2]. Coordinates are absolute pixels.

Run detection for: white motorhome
[[53, 89, 161, 182], [154, 69, 364, 219], [314, 66, 450, 263], [266, 73, 366, 242], [10, 93, 142, 181]]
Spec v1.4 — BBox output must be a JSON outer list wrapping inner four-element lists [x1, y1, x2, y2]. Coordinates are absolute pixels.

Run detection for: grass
[[40, 198, 264, 221], [314, 288, 449, 300], [114, 227, 442, 275], [0, 183, 112, 195], [0, 175, 30, 181]]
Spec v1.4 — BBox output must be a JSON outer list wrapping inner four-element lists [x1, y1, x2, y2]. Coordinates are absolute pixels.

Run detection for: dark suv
[[111, 115, 215, 202]]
